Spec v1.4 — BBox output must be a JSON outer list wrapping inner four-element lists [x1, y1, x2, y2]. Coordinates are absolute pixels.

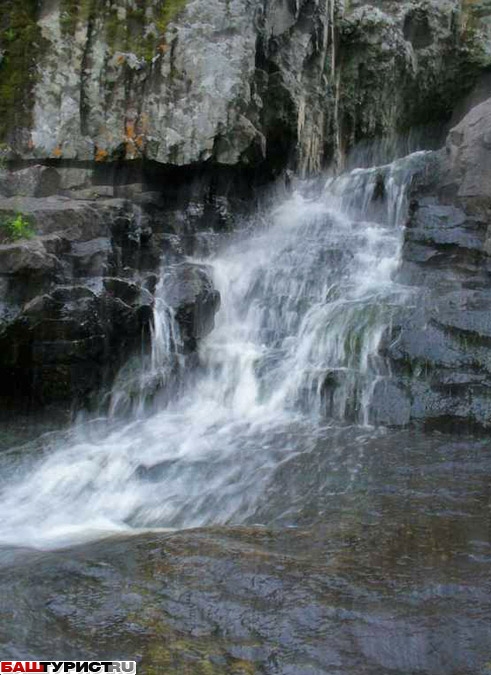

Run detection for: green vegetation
[[0, 0, 46, 143], [105, 0, 188, 63], [59, 0, 93, 37], [463, 0, 491, 20], [0, 213, 35, 242], [0, 0, 190, 147], [0, 143, 9, 169], [156, 0, 188, 35]]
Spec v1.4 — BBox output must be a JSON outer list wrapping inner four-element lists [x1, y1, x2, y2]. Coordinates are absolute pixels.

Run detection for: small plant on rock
[[0, 213, 35, 242]]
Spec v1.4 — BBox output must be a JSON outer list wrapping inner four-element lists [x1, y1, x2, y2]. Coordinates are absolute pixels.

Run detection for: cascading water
[[107, 273, 184, 419], [0, 152, 427, 550]]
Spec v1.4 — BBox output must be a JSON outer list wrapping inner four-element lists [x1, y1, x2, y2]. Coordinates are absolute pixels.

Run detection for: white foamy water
[[0, 153, 427, 549]]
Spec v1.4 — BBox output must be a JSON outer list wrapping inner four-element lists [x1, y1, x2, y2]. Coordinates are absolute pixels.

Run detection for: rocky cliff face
[[375, 96, 491, 430], [0, 190, 221, 407], [1, 0, 490, 174]]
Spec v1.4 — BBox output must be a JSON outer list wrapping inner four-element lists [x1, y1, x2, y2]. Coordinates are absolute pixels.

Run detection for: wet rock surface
[[164, 263, 221, 352], [0, 189, 222, 408], [442, 97, 491, 212], [0, 429, 490, 674], [0, 5, 491, 673], [373, 96, 491, 429]]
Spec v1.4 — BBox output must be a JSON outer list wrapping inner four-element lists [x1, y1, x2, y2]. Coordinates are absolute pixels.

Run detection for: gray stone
[[369, 379, 411, 427], [164, 263, 221, 350], [2, 0, 489, 176], [406, 199, 486, 252], [114, 184, 145, 199], [64, 186, 115, 200], [70, 237, 113, 277], [58, 167, 93, 191], [1, 165, 61, 198], [443, 97, 491, 212], [0, 239, 60, 277], [386, 96, 491, 428]]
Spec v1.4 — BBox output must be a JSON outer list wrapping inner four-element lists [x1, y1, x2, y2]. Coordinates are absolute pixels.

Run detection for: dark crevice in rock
[[79, 9, 97, 138], [403, 9, 433, 50]]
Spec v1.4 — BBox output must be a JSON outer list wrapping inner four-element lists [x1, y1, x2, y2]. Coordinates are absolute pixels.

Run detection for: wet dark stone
[[369, 379, 411, 427], [405, 199, 486, 252], [0, 190, 221, 408], [0, 274, 154, 406], [403, 8, 434, 49], [1, 431, 491, 673], [384, 100, 491, 428], [165, 263, 221, 352], [70, 237, 113, 277]]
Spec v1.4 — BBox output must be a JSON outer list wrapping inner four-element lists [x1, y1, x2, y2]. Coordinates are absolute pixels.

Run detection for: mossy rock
[[0, 0, 46, 144], [85, 0, 189, 63]]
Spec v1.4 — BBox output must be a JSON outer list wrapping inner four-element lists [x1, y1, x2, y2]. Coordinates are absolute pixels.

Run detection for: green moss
[[102, 0, 188, 63], [0, 0, 46, 143], [0, 143, 9, 168], [463, 0, 491, 21], [104, 1, 151, 62], [0, 213, 35, 242], [156, 0, 188, 35], [134, 621, 259, 675], [59, 0, 93, 37]]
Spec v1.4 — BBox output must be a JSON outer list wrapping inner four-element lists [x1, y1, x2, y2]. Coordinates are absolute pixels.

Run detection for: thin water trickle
[[0, 153, 428, 549], [108, 272, 183, 419]]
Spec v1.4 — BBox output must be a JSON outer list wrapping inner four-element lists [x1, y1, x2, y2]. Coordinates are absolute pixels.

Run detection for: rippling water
[[0, 429, 490, 673]]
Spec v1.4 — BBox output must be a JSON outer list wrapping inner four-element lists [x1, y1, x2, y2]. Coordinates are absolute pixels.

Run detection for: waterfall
[[0, 152, 428, 550], [107, 272, 183, 418]]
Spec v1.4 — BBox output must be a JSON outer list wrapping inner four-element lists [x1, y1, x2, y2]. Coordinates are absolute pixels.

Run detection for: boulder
[[0, 165, 61, 198], [443, 97, 491, 213], [0, 279, 154, 406], [0, 179, 227, 408], [385, 97, 491, 428], [164, 263, 221, 352], [0, 239, 60, 277], [0, 194, 164, 407]]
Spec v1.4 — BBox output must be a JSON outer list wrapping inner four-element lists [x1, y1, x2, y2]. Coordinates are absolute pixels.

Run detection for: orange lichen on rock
[[125, 121, 136, 139], [124, 120, 146, 157], [95, 147, 109, 162]]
